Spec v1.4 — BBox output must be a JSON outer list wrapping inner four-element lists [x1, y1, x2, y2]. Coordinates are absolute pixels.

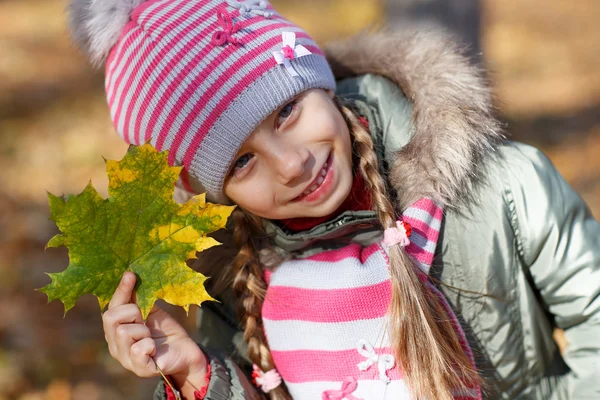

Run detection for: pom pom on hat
[[68, 0, 146, 66]]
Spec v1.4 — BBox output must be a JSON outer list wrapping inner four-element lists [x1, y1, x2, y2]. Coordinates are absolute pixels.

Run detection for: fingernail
[[123, 271, 134, 284]]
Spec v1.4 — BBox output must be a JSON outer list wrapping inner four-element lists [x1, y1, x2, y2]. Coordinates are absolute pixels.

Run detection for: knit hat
[[69, 0, 336, 202]]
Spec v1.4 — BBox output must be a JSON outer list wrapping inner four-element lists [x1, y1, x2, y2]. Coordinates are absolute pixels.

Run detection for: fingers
[[115, 323, 151, 359], [108, 271, 136, 310], [129, 337, 158, 377], [104, 318, 158, 378], [102, 274, 161, 378], [103, 303, 144, 352]]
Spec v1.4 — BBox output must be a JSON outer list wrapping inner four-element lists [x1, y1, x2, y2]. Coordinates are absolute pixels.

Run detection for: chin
[[311, 177, 354, 217]]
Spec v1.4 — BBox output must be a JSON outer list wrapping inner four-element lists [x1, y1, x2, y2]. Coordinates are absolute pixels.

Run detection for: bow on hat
[[273, 32, 312, 77]]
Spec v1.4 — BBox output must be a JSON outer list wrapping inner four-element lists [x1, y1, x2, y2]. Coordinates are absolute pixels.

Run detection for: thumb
[[108, 271, 136, 309]]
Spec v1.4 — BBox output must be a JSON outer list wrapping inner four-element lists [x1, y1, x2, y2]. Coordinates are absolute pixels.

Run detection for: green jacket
[[156, 31, 600, 399]]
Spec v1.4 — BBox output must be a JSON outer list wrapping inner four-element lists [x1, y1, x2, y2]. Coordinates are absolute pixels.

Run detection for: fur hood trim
[[325, 28, 504, 210]]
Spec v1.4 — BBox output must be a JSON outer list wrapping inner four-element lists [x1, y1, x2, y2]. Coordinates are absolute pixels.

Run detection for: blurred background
[[0, 0, 598, 398]]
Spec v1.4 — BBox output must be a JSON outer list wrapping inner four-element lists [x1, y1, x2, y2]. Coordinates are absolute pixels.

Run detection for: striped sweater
[[262, 199, 481, 399]]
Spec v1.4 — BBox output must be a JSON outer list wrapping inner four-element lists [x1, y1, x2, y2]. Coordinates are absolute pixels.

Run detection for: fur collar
[[325, 28, 504, 211]]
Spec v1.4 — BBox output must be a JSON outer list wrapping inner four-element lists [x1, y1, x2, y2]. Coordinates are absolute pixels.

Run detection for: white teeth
[[300, 162, 329, 198]]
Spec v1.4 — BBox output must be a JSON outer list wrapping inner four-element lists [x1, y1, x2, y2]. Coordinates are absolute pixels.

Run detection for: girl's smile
[[223, 89, 353, 220], [291, 151, 334, 203]]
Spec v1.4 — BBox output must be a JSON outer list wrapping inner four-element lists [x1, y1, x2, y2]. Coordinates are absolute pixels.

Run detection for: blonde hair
[[230, 98, 479, 400]]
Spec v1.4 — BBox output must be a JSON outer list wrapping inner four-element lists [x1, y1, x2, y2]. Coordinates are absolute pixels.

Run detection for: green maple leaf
[[39, 144, 235, 319]]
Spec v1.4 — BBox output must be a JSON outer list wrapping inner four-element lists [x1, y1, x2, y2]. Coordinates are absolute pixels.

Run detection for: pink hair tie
[[252, 364, 282, 393], [383, 220, 412, 248]]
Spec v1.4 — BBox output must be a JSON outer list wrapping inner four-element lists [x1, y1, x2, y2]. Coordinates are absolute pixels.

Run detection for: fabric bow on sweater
[[356, 340, 395, 383]]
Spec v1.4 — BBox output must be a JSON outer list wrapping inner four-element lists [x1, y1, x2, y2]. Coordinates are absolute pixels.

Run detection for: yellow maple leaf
[[39, 144, 235, 319]]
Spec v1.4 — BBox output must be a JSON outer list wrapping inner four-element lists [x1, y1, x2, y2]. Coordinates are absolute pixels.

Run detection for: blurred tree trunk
[[384, 0, 482, 62]]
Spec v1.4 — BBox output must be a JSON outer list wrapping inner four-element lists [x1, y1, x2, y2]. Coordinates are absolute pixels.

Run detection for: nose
[[272, 145, 309, 184]]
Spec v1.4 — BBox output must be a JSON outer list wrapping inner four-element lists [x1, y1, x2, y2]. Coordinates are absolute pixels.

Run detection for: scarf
[[262, 197, 482, 399]]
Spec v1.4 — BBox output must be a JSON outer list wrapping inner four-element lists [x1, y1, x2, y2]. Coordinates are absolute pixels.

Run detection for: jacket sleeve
[[154, 297, 263, 400], [153, 345, 260, 400], [510, 144, 600, 399]]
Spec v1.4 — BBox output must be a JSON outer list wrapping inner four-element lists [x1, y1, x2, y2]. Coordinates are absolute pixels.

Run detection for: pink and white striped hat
[[69, 0, 336, 202]]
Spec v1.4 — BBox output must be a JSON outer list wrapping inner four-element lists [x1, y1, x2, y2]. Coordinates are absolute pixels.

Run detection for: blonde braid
[[337, 98, 479, 399], [231, 209, 292, 400]]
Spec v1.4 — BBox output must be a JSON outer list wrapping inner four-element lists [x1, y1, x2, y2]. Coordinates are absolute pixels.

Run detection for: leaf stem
[[152, 357, 181, 400]]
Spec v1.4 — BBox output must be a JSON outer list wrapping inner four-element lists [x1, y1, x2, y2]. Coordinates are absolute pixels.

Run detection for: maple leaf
[[39, 144, 235, 319]]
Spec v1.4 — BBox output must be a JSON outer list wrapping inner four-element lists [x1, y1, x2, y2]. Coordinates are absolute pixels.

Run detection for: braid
[[336, 98, 479, 399], [231, 209, 292, 400]]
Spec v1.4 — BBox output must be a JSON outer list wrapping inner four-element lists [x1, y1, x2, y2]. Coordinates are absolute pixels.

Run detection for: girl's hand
[[102, 272, 208, 395]]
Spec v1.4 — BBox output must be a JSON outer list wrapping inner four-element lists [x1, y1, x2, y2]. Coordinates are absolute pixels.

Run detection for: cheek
[[320, 112, 345, 141], [333, 116, 352, 160], [224, 179, 273, 215]]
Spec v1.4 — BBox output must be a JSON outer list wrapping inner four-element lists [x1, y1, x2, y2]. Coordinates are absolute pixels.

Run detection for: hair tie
[[252, 364, 282, 393], [383, 220, 412, 248]]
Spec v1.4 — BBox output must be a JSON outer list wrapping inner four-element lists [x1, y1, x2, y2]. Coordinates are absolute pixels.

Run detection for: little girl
[[70, 0, 600, 399]]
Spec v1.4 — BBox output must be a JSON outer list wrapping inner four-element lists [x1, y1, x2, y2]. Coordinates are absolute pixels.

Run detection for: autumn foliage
[[39, 144, 234, 319]]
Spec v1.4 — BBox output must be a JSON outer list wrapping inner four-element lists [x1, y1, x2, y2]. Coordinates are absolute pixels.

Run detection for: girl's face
[[223, 89, 353, 220]]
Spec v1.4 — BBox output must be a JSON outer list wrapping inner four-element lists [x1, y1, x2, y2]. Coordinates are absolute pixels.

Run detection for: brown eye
[[276, 100, 297, 127], [280, 103, 294, 118], [232, 153, 254, 175]]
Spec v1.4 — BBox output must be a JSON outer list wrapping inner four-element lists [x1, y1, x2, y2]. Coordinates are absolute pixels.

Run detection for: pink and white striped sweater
[[262, 198, 481, 400]]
